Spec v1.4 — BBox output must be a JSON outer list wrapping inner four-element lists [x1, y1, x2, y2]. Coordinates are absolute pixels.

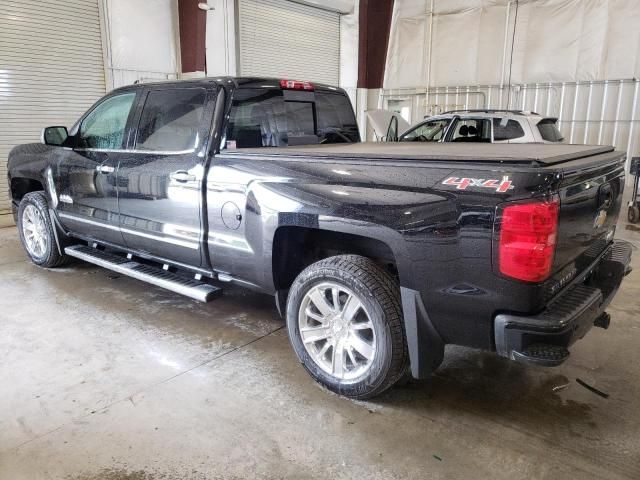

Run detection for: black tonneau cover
[[225, 142, 616, 166]]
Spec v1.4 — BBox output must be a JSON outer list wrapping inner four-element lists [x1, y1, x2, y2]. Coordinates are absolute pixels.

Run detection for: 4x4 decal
[[442, 175, 514, 193]]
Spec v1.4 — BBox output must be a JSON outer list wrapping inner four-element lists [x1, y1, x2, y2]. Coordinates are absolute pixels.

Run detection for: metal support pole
[[557, 83, 566, 131], [500, 2, 513, 87], [626, 80, 639, 169], [583, 82, 593, 144], [569, 83, 580, 143], [597, 81, 609, 145], [612, 80, 624, 147]]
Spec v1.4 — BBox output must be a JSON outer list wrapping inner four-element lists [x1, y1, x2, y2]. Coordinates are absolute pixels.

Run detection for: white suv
[[397, 110, 564, 144]]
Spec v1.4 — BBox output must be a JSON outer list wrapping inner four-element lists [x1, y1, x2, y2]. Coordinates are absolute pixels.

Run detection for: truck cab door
[[55, 91, 139, 245], [116, 86, 216, 267]]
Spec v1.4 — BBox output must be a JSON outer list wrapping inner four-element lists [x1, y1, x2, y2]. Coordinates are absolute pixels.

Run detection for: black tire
[[17, 191, 68, 268], [628, 206, 640, 224], [286, 255, 408, 399]]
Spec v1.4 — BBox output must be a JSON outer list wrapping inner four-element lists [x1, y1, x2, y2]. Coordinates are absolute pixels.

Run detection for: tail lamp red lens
[[280, 79, 314, 91], [498, 197, 560, 282]]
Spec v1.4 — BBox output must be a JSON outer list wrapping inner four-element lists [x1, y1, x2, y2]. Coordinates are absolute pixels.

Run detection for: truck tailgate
[[553, 154, 626, 282]]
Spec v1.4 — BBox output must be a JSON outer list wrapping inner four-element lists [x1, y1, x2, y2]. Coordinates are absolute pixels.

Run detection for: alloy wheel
[[22, 204, 48, 258], [298, 282, 377, 381]]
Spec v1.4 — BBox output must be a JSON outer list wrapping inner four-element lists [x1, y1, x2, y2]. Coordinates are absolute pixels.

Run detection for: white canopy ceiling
[[384, 0, 640, 88]]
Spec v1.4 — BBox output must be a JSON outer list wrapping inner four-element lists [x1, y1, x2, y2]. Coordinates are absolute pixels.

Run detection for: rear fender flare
[[273, 214, 443, 377]]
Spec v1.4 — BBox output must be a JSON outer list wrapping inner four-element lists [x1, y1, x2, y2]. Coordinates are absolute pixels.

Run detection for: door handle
[[170, 171, 196, 183], [96, 165, 115, 174]]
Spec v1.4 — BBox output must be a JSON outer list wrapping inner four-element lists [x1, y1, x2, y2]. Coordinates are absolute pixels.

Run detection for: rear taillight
[[497, 197, 559, 282], [280, 79, 314, 91]]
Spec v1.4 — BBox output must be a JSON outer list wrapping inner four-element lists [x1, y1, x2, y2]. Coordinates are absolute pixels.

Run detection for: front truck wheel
[[17, 191, 68, 268], [286, 255, 408, 399]]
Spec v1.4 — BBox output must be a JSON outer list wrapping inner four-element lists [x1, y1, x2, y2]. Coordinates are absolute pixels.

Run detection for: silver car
[[398, 109, 564, 144]]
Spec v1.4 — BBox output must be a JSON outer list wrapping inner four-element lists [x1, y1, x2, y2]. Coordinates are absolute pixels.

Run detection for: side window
[[450, 119, 492, 142], [79, 92, 136, 149], [493, 118, 525, 141], [135, 88, 207, 152]]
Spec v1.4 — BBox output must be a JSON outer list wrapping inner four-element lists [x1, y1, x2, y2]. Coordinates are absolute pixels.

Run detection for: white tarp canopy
[[384, 0, 640, 89]]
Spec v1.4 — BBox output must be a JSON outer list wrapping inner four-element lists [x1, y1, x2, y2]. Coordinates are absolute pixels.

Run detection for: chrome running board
[[65, 245, 222, 302]]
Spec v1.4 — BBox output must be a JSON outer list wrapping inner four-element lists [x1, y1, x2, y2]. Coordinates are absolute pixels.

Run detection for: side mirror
[[41, 126, 68, 146]]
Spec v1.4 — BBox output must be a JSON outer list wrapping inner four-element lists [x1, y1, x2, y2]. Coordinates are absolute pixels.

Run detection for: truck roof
[[114, 76, 345, 93], [225, 142, 618, 167]]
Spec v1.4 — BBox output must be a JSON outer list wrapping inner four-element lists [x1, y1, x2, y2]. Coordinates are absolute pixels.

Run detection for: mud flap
[[275, 289, 289, 318], [400, 287, 445, 379]]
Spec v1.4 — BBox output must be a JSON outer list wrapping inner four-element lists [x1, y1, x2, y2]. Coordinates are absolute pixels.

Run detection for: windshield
[[400, 119, 450, 142], [224, 88, 359, 149]]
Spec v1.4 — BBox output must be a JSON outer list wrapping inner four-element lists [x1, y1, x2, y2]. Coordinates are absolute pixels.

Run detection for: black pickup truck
[[7, 77, 632, 399]]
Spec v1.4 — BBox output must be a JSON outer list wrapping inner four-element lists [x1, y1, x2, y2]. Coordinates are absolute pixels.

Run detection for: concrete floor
[[1, 226, 640, 480]]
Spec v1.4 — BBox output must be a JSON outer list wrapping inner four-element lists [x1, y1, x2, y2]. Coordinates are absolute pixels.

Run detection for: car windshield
[[400, 119, 450, 142]]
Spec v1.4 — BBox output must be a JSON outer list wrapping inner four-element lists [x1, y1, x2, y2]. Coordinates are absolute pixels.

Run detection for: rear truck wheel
[[286, 255, 408, 399], [628, 205, 640, 224], [17, 191, 67, 268]]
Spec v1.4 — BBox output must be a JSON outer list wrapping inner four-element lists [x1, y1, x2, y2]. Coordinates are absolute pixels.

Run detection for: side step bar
[[65, 245, 222, 302]]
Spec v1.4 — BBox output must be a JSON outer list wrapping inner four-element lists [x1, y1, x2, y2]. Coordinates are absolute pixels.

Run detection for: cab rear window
[[224, 88, 358, 149]]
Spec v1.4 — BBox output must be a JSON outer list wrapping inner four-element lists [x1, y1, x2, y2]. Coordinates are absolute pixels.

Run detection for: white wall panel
[[385, 16, 428, 89], [339, 0, 359, 110], [602, 0, 640, 80], [238, 0, 340, 85], [339, 2, 358, 89], [205, 0, 237, 77], [102, 0, 179, 89], [0, 0, 107, 213]]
